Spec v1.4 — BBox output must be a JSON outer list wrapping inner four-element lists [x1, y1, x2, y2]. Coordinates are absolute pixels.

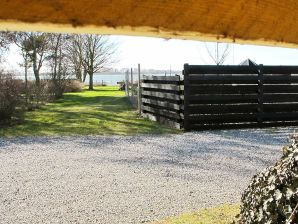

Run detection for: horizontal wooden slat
[[263, 94, 298, 103], [142, 98, 181, 110], [142, 113, 181, 129], [189, 113, 257, 123], [188, 104, 258, 114], [262, 112, 298, 121], [263, 85, 298, 93], [189, 85, 258, 94], [263, 75, 298, 84], [262, 66, 298, 74], [188, 121, 298, 131], [142, 75, 181, 81], [142, 106, 182, 120], [188, 65, 258, 74], [263, 103, 298, 112], [186, 65, 298, 75], [189, 94, 258, 104], [142, 91, 182, 100], [141, 83, 181, 91], [143, 102, 183, 113]]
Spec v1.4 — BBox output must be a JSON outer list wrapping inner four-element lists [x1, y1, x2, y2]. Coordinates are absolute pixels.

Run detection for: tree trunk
[[89, 72, 94, 90]]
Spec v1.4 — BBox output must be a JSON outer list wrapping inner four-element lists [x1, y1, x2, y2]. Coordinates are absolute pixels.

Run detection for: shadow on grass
[[0, 90, 175, 137]]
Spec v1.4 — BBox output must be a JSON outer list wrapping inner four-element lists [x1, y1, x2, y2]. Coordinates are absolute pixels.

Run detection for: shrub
[[0, 72, 22, 121], [239, 135, 298, 224], [64, 79, 84, 93]]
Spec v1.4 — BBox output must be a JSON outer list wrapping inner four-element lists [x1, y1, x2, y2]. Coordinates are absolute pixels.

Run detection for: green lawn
[[152, 204, 239, 224], [0, 86, 178, 137]]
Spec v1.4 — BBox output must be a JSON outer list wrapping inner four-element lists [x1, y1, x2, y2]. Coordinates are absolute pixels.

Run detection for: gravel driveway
[[0, 128, 295, 223]]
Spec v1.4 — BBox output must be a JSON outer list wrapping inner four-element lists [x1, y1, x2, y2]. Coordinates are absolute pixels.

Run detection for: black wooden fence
[[141, 64, 298, 130], [183, 64, 298, 130], [141, 75, 183, 128]]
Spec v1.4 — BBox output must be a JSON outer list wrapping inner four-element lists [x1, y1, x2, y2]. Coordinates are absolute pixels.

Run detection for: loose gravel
[[0, 128, 296, 224]]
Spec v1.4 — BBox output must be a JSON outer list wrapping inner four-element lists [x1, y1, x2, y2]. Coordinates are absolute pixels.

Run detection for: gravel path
[[0, 128, 295, 224]]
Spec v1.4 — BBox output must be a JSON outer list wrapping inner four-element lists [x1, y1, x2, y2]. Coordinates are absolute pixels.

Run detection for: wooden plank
[[263, 103, 298, 112], [187, 121, 298, 131], [142, 105, 182, 120], [262, 112, 298, 121], [263, 75, 298, 84], [188, 122, 259, 131], [263, 94, 298, 103], [142, 75, 181, 81], [188, 79, 258, 85], [142, 113, 181, 129], [188, 104, 258, 114], [188, 74, 258, 81], [263, 85, 298, 93], [262, 66, 298, 74], [142, 98, 181, 110], [189, 113, 257, 123], [188, 65, 258, 74], [187, 65, 298, 75], [143, 101, 184, 113], [189, 85, 258, 94], [189, 94, 258, 104], [141, 83, 181, 91], [142, 91, 182, 100]]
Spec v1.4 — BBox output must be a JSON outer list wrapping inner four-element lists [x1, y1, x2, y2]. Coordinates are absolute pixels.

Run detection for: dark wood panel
[[142, 113, 181, 129], [262, 66, 298, 74], [263, 85, 298, 93], [263, 103, 298, 112], [142, 75, 181, 81], [142, 91, 182, 100], [141, 83, 181, 91], [188, 121, 298, 131], [186, 65, 298, 75], [142, 105, 182, 120], [142, 98, 181, 110], [189, 113, 257, 123], [263, 75, 298, 84], [189, 85, 258, 94], [262, 112, 298, 121], [263, 94, 298, 103], [188, 65, 258, 74], [143, 102, 183, 113], [188, 104, 258, 114], [189, 94, 258, 104]]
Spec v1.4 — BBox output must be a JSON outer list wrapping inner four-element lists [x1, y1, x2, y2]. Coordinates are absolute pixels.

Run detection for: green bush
[[239, 135, 298, 224]]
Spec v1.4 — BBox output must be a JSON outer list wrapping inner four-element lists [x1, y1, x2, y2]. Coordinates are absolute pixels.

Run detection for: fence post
[[257, 64, 264, 125], [131, 68, 133, 95], [183, 64, 190, 131], [137, 64, 142, 115], [125, 70, 129, 96]]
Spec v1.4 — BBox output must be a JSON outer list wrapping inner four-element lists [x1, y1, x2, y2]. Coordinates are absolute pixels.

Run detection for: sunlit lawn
[[0, 86, 178, 137], [152, 204, 239, 224]]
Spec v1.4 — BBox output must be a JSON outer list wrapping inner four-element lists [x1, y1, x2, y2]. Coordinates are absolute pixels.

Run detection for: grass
[[152, 204, 240, 224], [0, 86, 178, 137]]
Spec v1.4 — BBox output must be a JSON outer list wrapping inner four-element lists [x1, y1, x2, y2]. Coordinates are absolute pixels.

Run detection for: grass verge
[[0, 86, 178, 137], [152, 204, 239, 224]]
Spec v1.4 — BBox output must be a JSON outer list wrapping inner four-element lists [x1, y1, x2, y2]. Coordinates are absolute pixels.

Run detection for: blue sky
[[5, 35, 298, 72]]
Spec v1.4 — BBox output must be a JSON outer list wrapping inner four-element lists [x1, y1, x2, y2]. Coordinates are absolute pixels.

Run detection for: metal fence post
[[137, 64, 142, 115]]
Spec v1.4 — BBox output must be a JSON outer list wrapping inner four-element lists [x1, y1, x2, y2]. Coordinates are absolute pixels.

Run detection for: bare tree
[[205, 42, 230, 65], [47, 33, 71, 98], [67, 35, 84, 82], [0, 32, 10, 62], [80, 35, 117, 90], [9, 32, 50, 87]]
